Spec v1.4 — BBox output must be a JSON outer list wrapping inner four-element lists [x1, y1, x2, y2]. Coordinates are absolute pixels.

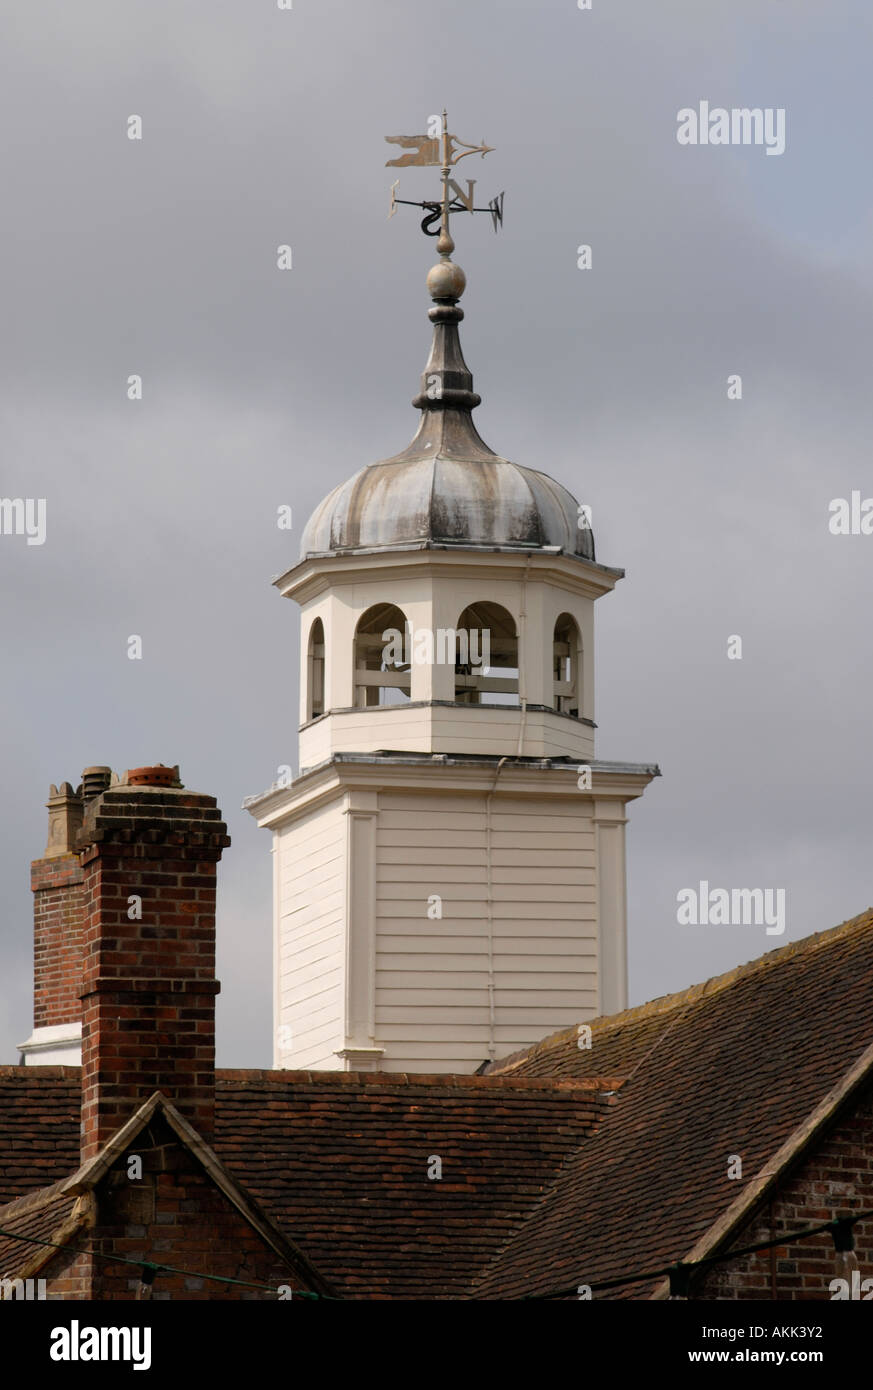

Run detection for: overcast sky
[[2, 0, 872, 1065]]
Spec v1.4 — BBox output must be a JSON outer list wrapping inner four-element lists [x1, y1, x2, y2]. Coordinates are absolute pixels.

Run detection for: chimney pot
[[43, 781, 84, 857], [126, 764, 183, 788], [81, 766, 113, 803]]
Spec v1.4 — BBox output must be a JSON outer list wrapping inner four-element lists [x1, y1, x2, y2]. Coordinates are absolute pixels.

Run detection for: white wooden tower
[[246, 132, 657, 1072]]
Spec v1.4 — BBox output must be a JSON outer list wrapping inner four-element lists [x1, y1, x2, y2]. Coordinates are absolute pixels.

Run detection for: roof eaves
[[0, 1181, 89, 1286]]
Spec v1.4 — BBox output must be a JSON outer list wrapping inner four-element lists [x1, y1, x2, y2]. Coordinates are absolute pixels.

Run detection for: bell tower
[[246, 119, 658, 1073]]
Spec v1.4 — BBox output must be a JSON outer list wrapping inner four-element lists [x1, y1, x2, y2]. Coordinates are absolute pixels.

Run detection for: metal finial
[[380, 111, 504, 466], [384, 110, 503, 264]]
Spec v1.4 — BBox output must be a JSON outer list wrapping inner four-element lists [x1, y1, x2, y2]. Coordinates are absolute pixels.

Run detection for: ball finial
[[427, 258, 466, 301]]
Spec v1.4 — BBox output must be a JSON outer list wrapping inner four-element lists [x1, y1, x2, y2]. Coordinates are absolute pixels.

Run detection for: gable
[[477, 908, 873, 1297], [72, 1110, 322, 1300]]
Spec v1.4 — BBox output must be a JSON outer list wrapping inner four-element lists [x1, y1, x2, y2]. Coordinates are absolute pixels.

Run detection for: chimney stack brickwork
[[76, 769, 230, 1161], [32, 853, 85, 1029], [18, 766, 317, 1300], [28, 781, 86, 1046]]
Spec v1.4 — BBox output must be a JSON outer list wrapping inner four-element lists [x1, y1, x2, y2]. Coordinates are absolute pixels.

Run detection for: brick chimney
[[19, 768, 116, 1065], [19, 779, 90, 1064], [76, 765, 230, 1161]]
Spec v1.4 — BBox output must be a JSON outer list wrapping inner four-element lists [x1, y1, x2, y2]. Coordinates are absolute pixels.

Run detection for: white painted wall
[[253, 543, 653, 1075], [274, 799, 346, 1068], [374, 788, 597, 1071], [257, 760, 652, 1074]]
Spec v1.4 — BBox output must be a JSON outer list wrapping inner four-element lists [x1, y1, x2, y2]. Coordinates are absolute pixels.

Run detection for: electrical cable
[[524, 1208, 873, 1299], [0, 1225, 339, 1299], [3, 1205, 871, 1301]]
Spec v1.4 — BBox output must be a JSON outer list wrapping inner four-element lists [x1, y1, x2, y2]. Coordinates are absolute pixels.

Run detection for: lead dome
[[299, 251, 594, 562]]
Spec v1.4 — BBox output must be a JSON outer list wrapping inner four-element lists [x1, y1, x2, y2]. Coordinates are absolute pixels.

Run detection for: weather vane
[[385, 110, 504, 241]]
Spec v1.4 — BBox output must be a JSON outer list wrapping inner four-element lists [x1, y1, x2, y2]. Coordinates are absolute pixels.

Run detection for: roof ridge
[[0, 1066, 80, 1078], [215, 1069, 623, 1091], [490, 905, 873, 1072]]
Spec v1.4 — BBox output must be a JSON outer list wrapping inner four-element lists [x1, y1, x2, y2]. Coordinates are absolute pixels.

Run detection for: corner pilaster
[[593, 798, 629, 1015], [340, 789, 383, 1069]]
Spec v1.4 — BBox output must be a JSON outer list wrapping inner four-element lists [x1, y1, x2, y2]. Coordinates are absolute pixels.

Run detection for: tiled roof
[[4, 908, 873, 1299], [0, 1067, 607, 1298], [476, 907, 873, 1298], [0, 1182, 79, 1280], [214, 1071, 608, 1299], [0, 1069, 80, 1204]]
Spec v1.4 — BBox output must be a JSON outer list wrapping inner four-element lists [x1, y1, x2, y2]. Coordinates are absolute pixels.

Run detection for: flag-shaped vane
[[386, 111, 504, 239]]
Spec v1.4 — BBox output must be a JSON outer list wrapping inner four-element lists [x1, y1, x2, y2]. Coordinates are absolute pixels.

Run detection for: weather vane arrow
[[385, 110, 504, 239]]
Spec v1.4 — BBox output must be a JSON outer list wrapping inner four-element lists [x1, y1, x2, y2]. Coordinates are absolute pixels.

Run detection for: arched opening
[[354, 604, 412, 707], [306, 618, 325, 721], [553, 613, 581, 716], [454, 602, 519, 706]]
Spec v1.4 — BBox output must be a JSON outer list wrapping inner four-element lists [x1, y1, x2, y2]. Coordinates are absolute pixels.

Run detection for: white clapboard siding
[[491, 848, 595, 867], [494, 1003, 598, 1024], [376, 1021, 495, 1040], [379, 845, 487, 866], [379, 1040, 500, 1062], [382, 829, 489, 849], [495, 947, 597, 965], [378, 935, 494, 955], [377, 923, 492, 943], [282, 969, 344, 1008], [276, 801, 346, 1069], [378, 952, 490, 971], [379, 902, 489, 921], [374, 788, 597, 1070], [281, 841, 344, 886], [285, 1015, 346, 1058]]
